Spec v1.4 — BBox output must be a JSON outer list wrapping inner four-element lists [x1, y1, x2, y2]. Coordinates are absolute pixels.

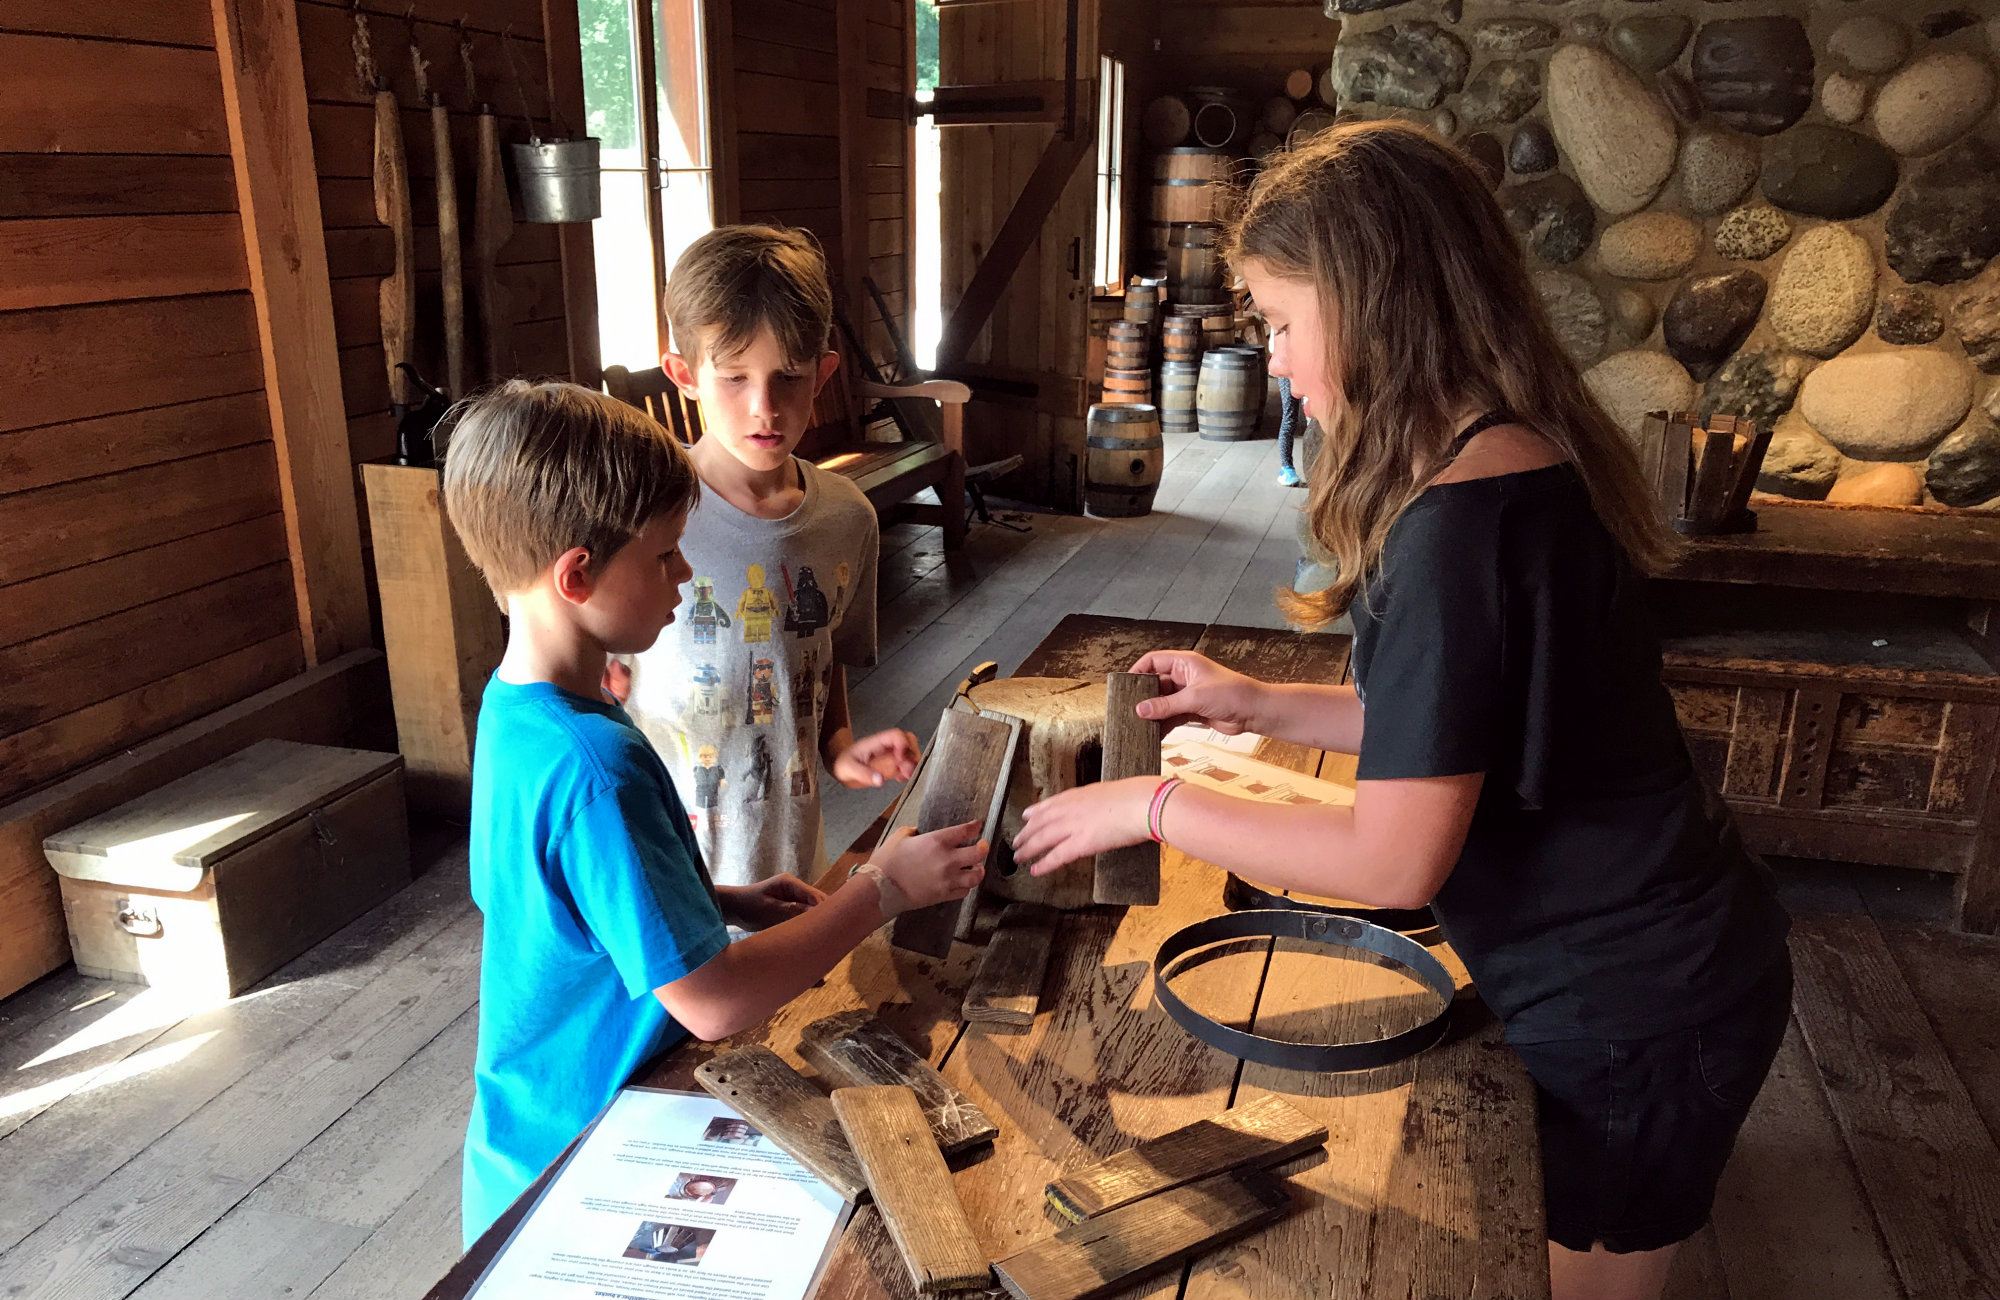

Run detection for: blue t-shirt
[[461, 678, 729, 1247]]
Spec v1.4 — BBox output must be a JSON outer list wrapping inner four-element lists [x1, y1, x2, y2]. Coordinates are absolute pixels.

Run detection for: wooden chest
[[43, 740, 410, 999], [1659, 613, 2000, 930]]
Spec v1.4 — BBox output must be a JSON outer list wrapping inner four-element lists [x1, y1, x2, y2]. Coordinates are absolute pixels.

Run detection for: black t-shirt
[[1348, 463, 1789, 1042]]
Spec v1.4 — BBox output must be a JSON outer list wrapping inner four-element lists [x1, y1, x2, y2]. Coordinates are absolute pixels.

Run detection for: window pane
[[657, 171, 714, 353], [579, 0, 640, 159], [656, 0, 708, 170], [596, 169, 662, 367]]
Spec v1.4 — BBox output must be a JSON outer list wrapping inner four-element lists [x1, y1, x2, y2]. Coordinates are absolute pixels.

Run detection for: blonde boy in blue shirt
[[442, 382, 986, 1246]]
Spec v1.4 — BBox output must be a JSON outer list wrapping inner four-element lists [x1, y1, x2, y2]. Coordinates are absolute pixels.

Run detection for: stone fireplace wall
[[1317, 0, 2000, 508]]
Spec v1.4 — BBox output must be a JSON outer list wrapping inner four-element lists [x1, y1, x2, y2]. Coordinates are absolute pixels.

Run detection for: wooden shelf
[[1664, 500, 2000, 600]]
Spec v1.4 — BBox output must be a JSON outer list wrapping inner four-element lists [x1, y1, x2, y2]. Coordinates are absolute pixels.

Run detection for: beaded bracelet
[[1148, 777, 1184, 843]]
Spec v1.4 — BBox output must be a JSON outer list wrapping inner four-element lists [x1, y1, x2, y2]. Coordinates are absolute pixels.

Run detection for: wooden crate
[[44, 740, 410, 999], [1661, 619, 2000, 931]]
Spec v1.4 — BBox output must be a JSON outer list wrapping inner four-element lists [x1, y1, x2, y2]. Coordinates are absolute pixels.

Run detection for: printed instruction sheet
[[1162, 724, 1355, 807], [470, 1087, 848, 1300]]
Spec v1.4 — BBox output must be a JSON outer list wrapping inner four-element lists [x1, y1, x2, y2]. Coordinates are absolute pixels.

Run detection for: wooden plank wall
[[297, 0, 575, 615], [0, 9, 304, 806], [939, 0, 1100, 510], [1152, 0, 1333, 85], [724, 0, 909, 377]]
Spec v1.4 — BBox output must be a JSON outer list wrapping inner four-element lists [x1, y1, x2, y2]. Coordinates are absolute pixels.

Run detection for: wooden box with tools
[[42, 740, 411, 1000]]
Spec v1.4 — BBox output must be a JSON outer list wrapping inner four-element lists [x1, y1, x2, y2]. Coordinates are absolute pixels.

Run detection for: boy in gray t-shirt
[[622, 225, 919, 888]]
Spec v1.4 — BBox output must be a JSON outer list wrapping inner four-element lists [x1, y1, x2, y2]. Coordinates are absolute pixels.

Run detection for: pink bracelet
[[1148, 777, 1183, 843]]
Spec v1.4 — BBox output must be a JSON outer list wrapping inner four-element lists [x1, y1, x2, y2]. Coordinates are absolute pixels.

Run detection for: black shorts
[[1511, 958, 1793, 1253]]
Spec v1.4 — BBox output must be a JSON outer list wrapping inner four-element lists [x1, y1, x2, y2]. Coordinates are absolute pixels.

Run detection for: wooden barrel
[[1161, 315, 1201, 365], [1106, 320, 1149, 372], [1166, 223, 1225, 305], [1101, 367, 1151, 406], [1085, 404, 1165, 518], [1086, 291, 1122, 400], [1157, 360, 1199, 433], [1191, 98, 1246, 150], [1141, 95, 1192, 150], [1195, 303, 1235, 350], [1249, 130, 1285, 162], [1146, 148, 1233, 262], [1122, 279, 1162, 336], [1289, 107, 1337, 146], [1197, 347, 1264, 441]]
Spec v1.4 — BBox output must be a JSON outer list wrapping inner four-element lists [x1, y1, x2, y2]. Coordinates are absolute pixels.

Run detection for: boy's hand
[[831, 728, 921, 789], [602, 658, 633, 706], [1012, 776, 1156, 876], [719, 875, 825, 930], [871, 821, 986, 911]]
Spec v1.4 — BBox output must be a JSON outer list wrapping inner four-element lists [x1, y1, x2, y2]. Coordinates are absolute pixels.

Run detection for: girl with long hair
[[1013, 120, 1791, 1300]]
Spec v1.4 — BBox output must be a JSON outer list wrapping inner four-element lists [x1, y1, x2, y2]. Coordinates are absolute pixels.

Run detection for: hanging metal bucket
[[511, 137, 601, 223]]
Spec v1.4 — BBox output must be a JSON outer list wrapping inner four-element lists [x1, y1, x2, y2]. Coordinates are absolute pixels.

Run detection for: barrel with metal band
[[1084, 403, 1165, 518], [1156, 359, 1199, 434], [1196, 345, 1265, 441]]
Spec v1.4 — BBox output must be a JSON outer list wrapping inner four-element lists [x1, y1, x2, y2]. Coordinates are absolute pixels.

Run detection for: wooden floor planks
[[8, 458, 2000, 1299]]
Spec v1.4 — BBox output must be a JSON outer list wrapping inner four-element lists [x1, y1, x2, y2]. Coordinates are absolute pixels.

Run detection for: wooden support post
[[798, 1011, 999, 1154], [693, 1045, 869, 1202], [889, 707, 1022, 957], [1095, 672, 1162, 904], [993, 1169, 1293, 1300], [836, 0, 872, 344], [359, 463, 505, 814], [831, 1086, 991, 1294], [1044, 1094, 1327, 1222], [210, 0, 370, 664], [963, 902, 1056, 1031]]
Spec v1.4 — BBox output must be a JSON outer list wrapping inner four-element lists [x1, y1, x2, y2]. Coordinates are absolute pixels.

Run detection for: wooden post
[[836, 0, 873, 356], [210, 0, 370, 664], [360, 463, 505, 815]]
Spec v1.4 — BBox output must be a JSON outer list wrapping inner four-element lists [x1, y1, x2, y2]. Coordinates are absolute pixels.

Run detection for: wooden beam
[[936, 129, 1091, 371], [211, 0, 371, 664], [704, 0, 740, 225], [928, 80, 1067, 126]]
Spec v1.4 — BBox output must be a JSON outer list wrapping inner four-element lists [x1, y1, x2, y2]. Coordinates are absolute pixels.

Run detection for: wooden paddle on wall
[[373, 87, 416, 414], [433, 101, 466, 398], [472, 108, 514, 383]]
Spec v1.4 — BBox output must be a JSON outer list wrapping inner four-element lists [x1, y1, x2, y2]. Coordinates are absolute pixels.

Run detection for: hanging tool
[[466, 26, 514, 383], [355, 5, 420, 461], [416, 18, 466, 400]]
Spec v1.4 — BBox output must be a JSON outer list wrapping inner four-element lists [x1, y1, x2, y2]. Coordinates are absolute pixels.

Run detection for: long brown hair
[[1229, 120, 1680, 629]]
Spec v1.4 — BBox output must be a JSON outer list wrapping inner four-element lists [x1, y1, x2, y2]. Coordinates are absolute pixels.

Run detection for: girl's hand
[[831, 728, 921, 788], [602, 657, 633, 706], [1129, 650, 1266, 735], [719, 874, 825, 929], [1013, 776, 1158, 876]]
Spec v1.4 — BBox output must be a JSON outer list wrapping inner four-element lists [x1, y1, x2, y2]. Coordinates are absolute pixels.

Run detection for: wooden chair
[[604, 363, 971, 550]]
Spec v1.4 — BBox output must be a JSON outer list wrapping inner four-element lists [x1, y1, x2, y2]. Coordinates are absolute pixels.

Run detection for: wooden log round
[[1289, 107, 1337, 147], [1249, 130, 1285, 162], [1141, 94, 1192, 150], [1106, 320, 1150, 371], [1161, 314, 1201, 365], [1259, 95, 1298, 136], [1284, 68, 1315, 101], [1100, 367, 1151, 406], [965, 676, 1109, 909], [1157, 359, 1199, 432], [1316, 65, 1339, 109], [1084, 403, 1165, 519], [1165, 223, 1225, 306], [1197, 347, 1266, 442]]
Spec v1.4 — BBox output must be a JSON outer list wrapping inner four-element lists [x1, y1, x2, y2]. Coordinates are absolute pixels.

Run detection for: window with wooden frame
[[1093, 54, 1126, 292], [579, 0, 716, 368]]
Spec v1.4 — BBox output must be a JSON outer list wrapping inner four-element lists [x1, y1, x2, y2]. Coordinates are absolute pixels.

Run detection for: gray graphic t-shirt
[[626, 459, 878, 887]]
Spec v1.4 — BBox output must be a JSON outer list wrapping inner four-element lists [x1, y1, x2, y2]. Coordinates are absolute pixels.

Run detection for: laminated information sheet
[[1162, 725, 1355, 807], [470, 1087, 849, 1300]]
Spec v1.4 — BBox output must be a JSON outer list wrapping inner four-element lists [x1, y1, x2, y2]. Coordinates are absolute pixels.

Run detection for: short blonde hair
[[665, 224, 833, 367], [442, 380, 699, 605]]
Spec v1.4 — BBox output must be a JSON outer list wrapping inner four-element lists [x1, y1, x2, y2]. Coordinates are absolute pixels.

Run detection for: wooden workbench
[[425, 614, 1547, 1299]]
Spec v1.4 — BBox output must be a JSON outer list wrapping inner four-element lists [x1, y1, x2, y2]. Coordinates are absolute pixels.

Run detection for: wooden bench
[[604, 362, 971, 550]]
